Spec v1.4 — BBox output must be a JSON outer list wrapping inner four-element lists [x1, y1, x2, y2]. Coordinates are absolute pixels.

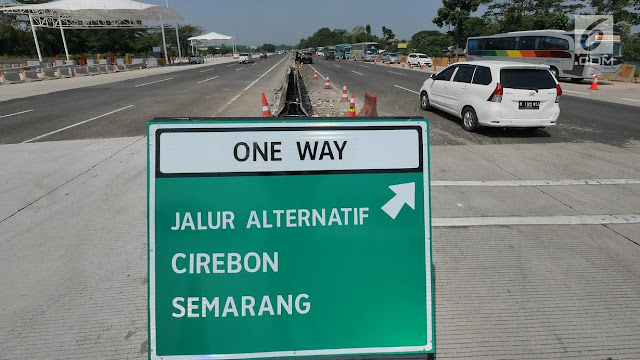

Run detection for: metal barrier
[[98, 65, 109, 73], [24, 70, 43, 82], [357, 92, 379, 117], [147, 58, 159, 67], [88, 65, 100, 75], [127, 63, 144, 70], [117, 64, 127, 72]]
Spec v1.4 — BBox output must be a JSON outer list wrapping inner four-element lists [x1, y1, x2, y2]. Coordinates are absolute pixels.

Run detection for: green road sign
[[148, 119, 434, 360]]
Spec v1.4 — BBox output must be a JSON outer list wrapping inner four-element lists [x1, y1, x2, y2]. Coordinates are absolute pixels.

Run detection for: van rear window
[[500, 69, 556, 89]]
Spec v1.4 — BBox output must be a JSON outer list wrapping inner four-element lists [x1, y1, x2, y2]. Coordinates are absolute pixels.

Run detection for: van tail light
[[555, 84, 562, 103], [487, 83, 503, 103]]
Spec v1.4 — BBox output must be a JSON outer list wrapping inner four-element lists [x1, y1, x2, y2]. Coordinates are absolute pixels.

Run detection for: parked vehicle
[[238, 53, 254, 64], [419, 61, 561, 132], [189, 54, 204, 64], [381, 52, 400, 64], [260, 52, 268, 58], [407, 53, 433, 67]]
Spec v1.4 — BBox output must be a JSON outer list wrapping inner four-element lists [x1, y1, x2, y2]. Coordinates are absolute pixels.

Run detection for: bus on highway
[[350, 42, 380, 62], [335, 43, 351, 59], [466, 30, 622, 81]]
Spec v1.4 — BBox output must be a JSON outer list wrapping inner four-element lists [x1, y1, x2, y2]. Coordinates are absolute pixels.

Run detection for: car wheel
[[420, 91, 431, 110], [461, 107, 480, 132], [549, 66, 559, 80]]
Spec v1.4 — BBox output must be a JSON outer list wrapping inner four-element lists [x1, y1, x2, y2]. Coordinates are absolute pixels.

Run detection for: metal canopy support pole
[[29, 13, 43, 63], [175, 25, 182, 63], [60, 20, 70, 61], [160, 14, 168, 65]]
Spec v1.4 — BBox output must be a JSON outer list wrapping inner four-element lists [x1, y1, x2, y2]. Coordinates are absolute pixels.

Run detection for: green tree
[[482, 0, 584, 32], [365, 24, 372, 41], [408, 30, 452, 56], [590, 0, 640, 35], [261, 43, 276, 52], [433, 0, 483, 48], [382, 26, 396, 48]]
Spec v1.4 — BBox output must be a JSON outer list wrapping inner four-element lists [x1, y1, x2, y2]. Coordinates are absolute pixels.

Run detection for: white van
[[419, 61, 561, 131], [238, 53, 254, 64]]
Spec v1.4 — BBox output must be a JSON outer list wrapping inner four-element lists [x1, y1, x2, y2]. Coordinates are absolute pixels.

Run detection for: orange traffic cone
[[261, 93, 272, 117], [146, 63, 150, 70], [113, 64, 117, 73], [590, 74, 598, 90], [313, 70, 318, 80], [402, 62, 405, 68], [433, 62, 437, 71], [341, 83, 348, 102], [324, 76, 331, 89], [387, 61, 391, 66], [347, 94, 356, 117], [420, 63, 424, 70]]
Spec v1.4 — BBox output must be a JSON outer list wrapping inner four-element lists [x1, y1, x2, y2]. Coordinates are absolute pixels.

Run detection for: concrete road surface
[[0, 52, 639, 360]]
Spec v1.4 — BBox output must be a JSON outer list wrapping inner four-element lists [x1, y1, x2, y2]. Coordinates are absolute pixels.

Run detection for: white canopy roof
[[0, 0, 184, 28], [188, 32, 233, 41]]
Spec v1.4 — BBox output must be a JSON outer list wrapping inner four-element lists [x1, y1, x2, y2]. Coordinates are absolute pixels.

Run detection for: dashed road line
[[388, 71, 407, 76], [564, 90, 589, 95], [359, 65, 369, 68], [22, 105, 134, 143], [0, 109, 33, 119], [433, 214, 640, 227], [621, 98, 640, 102], [334, 64, 341, 68], [432, 179, 640, 186], [134, 78, 173, 88], [394, 84, 419, 94], [235, 67, 245, 71], [226, 64, 234, 67], [352, 70, 364, 76], [199, 67, 216, 73], [213, 55, 289, 116], [197, 75, 219, 84]]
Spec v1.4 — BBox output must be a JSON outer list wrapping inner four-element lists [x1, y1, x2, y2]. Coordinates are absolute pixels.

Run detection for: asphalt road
[[306, 58, 640, 147], [0, 53, 289, 144]]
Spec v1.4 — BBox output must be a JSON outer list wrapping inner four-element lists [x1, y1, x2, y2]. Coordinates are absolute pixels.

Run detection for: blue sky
[[154, 0, 446, 46]]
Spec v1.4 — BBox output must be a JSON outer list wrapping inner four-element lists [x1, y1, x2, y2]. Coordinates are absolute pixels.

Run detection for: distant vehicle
[[238, 53, 254, 64], [350, 42, 380, 62], [260, 52, 268, 58], [316, 46, 324, 56], [335, 43, 350, 59], [233, 53, 239, 59], [188, 54, 204, 64], [301, 52, 313, 64], [407, 53, 433, 67], [419, 61, 562, 132], [325, 50, 336, 60], [466, 29, 623, 81], [381, 52, 400, 64]]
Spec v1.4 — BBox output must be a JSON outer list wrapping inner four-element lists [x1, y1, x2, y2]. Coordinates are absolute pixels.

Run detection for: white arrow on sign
[[381, 182, 416, 219]]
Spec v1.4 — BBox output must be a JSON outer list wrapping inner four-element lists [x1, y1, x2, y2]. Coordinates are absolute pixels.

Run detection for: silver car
[[381, 52, 400, 64]]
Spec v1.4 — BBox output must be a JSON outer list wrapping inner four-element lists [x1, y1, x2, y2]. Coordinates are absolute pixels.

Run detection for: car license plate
[[519, 101, 540, 109]]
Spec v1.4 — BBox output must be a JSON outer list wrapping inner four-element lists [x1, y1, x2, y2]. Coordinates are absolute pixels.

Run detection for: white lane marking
[[334, 64, 341, 68], [214, 55, 289, 115], [134, 77, 173, 88], [308, 65, 341, 92], [199, 67, 216, 73], [433, 214, 640, 227], [432, 179, 640, 187], [352, 70, 364, 76], [388, 71, 407, 76], [226, 64, 234, 67], [197, 75, 219, 84], [563, 90, 589, 95], [359, 65, 369, 68], [394, 85, 419, 94], [235, 67, 245, 71], [22, 105, 134, 143], [621, 98, 640, 102], [0, 109, 33, 119]]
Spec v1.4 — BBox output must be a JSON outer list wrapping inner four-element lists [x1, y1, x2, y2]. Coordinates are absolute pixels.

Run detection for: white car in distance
[[238, 53, 254, 64], [419, 61, 561, 132], [407, 53, 433, 67]]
